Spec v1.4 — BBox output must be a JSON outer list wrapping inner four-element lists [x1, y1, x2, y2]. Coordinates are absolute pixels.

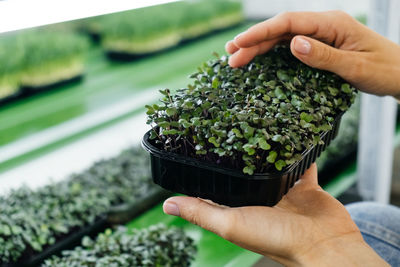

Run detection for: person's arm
[[226, 10, 400, 98], [163, 164, 388, 266]]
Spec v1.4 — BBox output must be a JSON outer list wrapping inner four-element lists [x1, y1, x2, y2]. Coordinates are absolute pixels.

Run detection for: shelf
[[0, 24, 251, 191], [0, 0, 179, 34]]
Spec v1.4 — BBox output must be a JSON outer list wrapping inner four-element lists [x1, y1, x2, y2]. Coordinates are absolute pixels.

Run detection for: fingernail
[[294, 37, 311, 54], [163, 201, 180, 216]]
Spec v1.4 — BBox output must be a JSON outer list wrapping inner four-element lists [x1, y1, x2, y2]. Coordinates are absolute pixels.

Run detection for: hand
[[225, 11, 400, 98], [163, 164, 388, 266]]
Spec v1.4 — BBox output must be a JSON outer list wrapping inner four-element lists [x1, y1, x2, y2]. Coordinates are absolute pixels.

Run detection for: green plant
[[20, 30, 88, 70], [100, 4, 182, 53], [146, 46, 357, 174], [102, 4, 180, 39], [0, 34, 24, 98], [206, 0, 243, 30], [91, 0, 243, 53], [42, 224, 196, 267], [0, 28, 89, 93], [178, 0, 243, 38], [0, 147, 156, 264], [18, 29, 89, 87]]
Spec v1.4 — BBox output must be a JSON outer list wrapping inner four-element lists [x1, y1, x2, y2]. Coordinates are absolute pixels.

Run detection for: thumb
[[297, 163, 318, 186], [163, 196, 238, 239], [290, 35, 352, 77]]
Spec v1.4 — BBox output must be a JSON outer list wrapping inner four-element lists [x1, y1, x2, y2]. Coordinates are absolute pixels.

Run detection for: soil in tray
[[2, 217, 108, 267]]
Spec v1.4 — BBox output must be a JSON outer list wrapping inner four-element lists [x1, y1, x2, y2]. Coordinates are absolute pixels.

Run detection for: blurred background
[[0, 0, 399, 266]]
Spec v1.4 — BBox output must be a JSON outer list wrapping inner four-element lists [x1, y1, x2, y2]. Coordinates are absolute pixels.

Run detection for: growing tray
[[107, 187, 171, 224], [106, 47, 175, 62], [0, 75, 83, 107], [1, 216, 108, 267], [0, 91, 23, 106], [142, 114, 343, 207], [21, 74, 83, 93]]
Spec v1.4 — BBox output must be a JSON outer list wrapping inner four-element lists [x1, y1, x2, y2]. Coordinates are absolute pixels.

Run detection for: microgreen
[[0, 28, 89, 94], [42, 225, 196, 267], [0, 148, 156, 264], [146, 46, 357, 174]]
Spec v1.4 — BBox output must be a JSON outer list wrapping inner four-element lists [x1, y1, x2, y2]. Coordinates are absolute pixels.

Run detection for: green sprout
[[88, 0, 243, 54], [42, 225, 196, 267], [146, 46, 357, 174], [0, 148, 156, 264]]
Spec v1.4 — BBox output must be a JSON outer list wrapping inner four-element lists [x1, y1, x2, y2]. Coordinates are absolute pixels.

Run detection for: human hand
[[163, 164, 388, 266], [225, 11, 400, 98]]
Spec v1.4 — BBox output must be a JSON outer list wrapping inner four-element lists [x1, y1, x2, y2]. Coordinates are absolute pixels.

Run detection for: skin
[[163, 11, 399, 266], [227, 10, 400, 98]]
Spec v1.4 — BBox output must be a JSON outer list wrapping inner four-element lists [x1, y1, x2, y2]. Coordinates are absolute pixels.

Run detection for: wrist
[[292, 233, 389, 267]]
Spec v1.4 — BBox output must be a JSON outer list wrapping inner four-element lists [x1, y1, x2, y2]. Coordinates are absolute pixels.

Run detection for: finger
[[163, 196, 279, 256], [225, 40, 239, 54], [163, 196, 231, 236], [228, 46, 259, 68], [234, 11, 346, 48], [290, 35, 357, 78], [228, 39, 281, 67]]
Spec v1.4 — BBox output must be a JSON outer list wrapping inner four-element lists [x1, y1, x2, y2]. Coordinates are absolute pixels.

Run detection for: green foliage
[[0, 28, 89, 92], [94, 0, 243, 52], [147, 46, 357, 174], [355, 14, 367, 25], [0, 147, 156, 264], [0, 34, 24, 76], [42, 224, 196, 267], [101, 4, 181, 40], [18, 29, 89, 71], [0, 34, 25, 97]]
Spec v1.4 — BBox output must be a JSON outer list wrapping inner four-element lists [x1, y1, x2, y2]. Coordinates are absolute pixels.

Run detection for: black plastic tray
[[142, 114, 343, 207], [106, 46, 176, 62], [107, 187, 171, 224], [1, 216, 108, 267], [0, 75, 83, 108], [0, 90, 23, 106], [21, 74, 83, 93], [106, 21, 244, 62]]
